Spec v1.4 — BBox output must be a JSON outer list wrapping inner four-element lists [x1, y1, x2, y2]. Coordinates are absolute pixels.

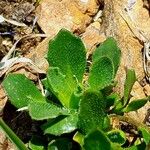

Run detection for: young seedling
[[2, 29, 150, 150]]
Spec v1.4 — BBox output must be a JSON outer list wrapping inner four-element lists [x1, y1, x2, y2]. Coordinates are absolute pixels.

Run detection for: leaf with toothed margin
[[2, 74, 45, 108]]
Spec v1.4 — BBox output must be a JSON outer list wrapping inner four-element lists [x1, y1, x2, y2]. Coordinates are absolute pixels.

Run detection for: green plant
[[1, 29, 150, 150], [0, 118, 28, 150]]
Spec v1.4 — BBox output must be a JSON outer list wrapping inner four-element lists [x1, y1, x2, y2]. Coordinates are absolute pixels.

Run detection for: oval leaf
[[2, 74, 45, 108], [107, 129, 126, 145], [93, 37, 121, 75], [78, 91, 106, 134], [47, 29, 86, 83], [83, 129, 111, 150], [41, 112, 78, 136], [28, 101, 68, 120], [123, 69, 136, 106], [47, 67, 78, 108], [123, 98, 148, 113], [88, 57, 114, 90]]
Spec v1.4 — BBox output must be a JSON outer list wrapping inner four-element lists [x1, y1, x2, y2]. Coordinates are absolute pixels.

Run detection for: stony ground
[[0, 0, 150, 149]]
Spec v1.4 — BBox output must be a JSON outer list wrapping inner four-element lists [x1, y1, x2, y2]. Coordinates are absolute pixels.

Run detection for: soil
[[0, 0, 43, 59], [0, 0, 150, 149]]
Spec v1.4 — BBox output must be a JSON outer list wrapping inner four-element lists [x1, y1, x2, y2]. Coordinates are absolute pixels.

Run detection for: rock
[[27, 21, 105, 71], [82, 21, 105, 54], [125, 102, 150, 125], [0, 85, 7, 116], [144, 84, 150, 96], [130, 0, 150, 39], [33, 0, 103, 71], [130, 81, 146, 99], [36, 0, 100, 34], [26, 38, 49, 72], [125, 81, 150, 125], [103, 0, 147, 96], [0, 129, 17, 150]]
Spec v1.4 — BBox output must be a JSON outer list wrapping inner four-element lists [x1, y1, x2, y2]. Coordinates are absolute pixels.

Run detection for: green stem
[[0, 118, 28, 150]]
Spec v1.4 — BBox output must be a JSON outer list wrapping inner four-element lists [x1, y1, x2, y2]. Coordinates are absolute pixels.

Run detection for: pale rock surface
[[30, 0, 101, 71], [26, 38, 49, 71], [82, 21, 106, 54], [144, 84, 150, 96], [103, 0, 145, 96], [36, 0, 99, 34], [125, 81, 150, 125], [103, 0, 150, 125], [0, 85, 7, 116]]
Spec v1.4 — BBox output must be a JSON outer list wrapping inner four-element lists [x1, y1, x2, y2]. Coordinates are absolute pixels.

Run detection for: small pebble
[[80, 0, 89, 3]]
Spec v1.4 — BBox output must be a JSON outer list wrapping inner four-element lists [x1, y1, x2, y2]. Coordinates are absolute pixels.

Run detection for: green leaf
[[111, 143, 124, 150], [83, 129, 111, 150], [93, 37, 121, 75], [41, 112, 78, 136], [73, 131, 84, 147], [103, 116, 111, 131], [29, 136, 45, 150], [48, 138, 73, 150], [28, 101, 68, 120], [47, 29, 86, 83], [69, 84, 83, 109], [123, 69, 136, 106], [78, 91, 106, 134], [47, 67, 79, 108], [42, 78, 50, 90], [106, 93, 121, 109], [42, 78, 63, 105], [2, 74, 45, 108], [88, 57, 114, 90], [47, 29, 86, 108], [101, 81, 117, 97], [139, 127, 150, 144], [107, 129, 126, 145], [123, 98, 148, 113]]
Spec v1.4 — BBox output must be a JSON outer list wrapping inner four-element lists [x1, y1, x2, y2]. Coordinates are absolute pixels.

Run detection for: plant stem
[[0, 118, 28, 150]]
